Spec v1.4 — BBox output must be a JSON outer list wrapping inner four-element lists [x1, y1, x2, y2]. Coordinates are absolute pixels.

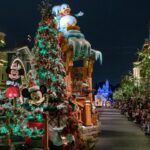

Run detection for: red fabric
[[27, 121, 44, 129], [24, 122, 45, 145], [5, 86, 20, 98], [24, 136, 31, 145]]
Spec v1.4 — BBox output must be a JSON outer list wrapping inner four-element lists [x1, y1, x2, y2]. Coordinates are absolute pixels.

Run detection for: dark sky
[[0, 0, 150, 85]]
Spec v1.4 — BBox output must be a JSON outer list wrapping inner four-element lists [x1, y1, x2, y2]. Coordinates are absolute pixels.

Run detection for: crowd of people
[[116, 97, 150, 135]]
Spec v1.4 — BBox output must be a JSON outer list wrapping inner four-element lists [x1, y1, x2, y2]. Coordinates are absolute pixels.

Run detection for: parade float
[[52, 3, 102, 145], [0, 1, 102, 150]]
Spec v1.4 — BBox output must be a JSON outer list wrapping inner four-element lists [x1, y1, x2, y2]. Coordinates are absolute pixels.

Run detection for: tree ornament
[[40, 49, 47, 55], [0, 125, 9, 135]]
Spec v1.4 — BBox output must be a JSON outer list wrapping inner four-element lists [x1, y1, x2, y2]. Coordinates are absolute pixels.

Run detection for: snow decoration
[[68, 38, 91, 60], [64, 30, 84, 39], [90, 49, 103, 64], [66, 30, 102, 63], [66, 30, 91, 60]]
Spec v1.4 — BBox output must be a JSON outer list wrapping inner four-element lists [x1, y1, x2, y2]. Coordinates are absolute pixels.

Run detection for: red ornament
[[42, 112, 47, 119], [43, 17, 52, 26], [20, 116, 24, 121], [48, 78, 52, 84], [45, 29, 49, 35]]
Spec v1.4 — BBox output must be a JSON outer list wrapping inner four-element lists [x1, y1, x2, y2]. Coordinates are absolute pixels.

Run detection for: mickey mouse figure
[[5, 63, 24, 99], [21, 80, 47, 149], [22, 79, 47, 106]]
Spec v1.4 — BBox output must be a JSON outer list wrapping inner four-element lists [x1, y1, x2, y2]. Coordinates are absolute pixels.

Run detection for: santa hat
[[11, 63, 20, 70], [28, 79, 40, 92]]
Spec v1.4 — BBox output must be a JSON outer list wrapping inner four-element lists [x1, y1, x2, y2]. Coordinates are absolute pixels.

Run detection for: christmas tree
[[32, 0, 66, 102]]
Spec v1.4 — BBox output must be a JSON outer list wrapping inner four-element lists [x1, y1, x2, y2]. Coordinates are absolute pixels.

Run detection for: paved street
[[94, 108, 150, 150]]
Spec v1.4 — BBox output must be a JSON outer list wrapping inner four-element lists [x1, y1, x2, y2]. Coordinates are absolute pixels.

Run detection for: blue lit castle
[[95, 80, 113, 107]]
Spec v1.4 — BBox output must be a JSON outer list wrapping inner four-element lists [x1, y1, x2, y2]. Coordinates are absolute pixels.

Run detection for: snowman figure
[[57, 4, 77, 32]]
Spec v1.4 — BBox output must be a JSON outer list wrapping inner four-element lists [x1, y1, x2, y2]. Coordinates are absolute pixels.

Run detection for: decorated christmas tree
[[32, 0, 66, 102], [22, 0, 68, 111]]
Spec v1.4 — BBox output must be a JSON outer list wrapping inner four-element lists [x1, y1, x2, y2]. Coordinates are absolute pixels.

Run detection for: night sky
[[0, 0, 150, 85]]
